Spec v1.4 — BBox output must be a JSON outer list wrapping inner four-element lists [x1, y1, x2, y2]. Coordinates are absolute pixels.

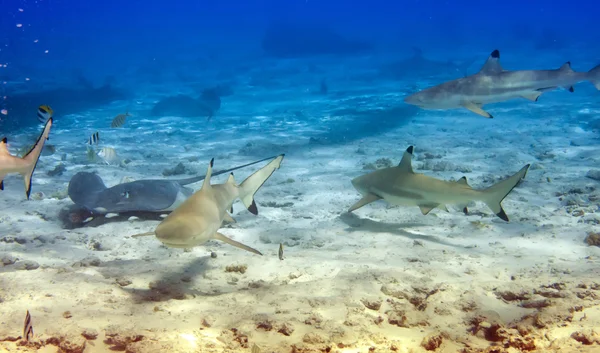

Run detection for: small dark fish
[[88, 131, 100, 145], [111, 112, 129, 128], [23, 310, 33, 341], [37, 105, 53, 123], [278, 243, 284, 260]]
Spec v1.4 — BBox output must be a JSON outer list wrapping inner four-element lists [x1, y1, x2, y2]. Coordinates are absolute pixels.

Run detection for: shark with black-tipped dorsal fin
[[132, 155, 285, 254], [0, 118, 53, 199], [348, 146, 530, 222], [404, 49, 600, 118]]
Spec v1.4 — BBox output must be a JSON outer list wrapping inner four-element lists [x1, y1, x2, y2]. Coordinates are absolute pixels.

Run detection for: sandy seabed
[[2, 58, 600, 353]]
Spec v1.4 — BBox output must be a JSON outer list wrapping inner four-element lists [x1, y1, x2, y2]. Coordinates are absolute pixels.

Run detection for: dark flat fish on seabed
[[111, 112, 129, 128]]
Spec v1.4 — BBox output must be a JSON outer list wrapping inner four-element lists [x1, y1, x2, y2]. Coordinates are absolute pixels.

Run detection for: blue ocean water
[[1, 1, 600, 352]]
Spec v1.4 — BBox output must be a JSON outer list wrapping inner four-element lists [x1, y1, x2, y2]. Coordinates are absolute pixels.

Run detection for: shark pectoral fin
[[419, 204, 439, 215], [462, 102, 493, 118], [131, 231, 155, 238], [213, 232, 262, 255], [521, 92, 542, 102], [223, 212, 236, 224], [348, 193, 381, 212]]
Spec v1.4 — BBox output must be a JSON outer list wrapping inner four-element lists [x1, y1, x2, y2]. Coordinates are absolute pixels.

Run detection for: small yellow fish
[[37, 105, 53, 123], [97, 147, 119, 165], [111, 112, 130, 128]]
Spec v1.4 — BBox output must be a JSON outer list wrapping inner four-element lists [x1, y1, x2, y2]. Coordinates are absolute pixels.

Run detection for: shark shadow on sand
[[150, 87, 223, 121], [308, 104, 420, 145], [338, 212, 461, 248]]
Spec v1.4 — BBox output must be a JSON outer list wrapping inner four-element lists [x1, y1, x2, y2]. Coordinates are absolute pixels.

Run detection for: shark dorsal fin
[[479, 49, 503, 74], [398, 146, 414, 173], [0, 137, 9, 156], [226, 172, 235, 185], [559, 61, 574, 73], [201, 158, 214, 190]]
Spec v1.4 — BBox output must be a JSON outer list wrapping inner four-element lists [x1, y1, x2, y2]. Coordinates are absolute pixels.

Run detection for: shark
[[404, 49, 600, 118], [132, 154, 285, 255], [0, 118, 53, 199], [348, 146, 530, 222]]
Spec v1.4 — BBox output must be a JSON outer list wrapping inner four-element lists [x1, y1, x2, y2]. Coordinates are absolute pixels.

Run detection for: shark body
[[404, 49, 600, 118], [349, 146, 530, 221], [0, 118, 53, 199], [132, 155, 284, 255]]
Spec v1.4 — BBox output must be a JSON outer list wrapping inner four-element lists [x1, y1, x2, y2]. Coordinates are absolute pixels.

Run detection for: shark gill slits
[[491, 49, 500, 58], [37, 105, 53, 123], [88, 131, 100, 145]]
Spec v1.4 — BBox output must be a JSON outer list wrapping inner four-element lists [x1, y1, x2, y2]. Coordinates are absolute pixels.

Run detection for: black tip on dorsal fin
[[406, 146, 414, 154], [230, 205, 233, 213], [569, 86, 574, 92], [248, 200, 258, 215], [209, 158, 214, 167], [1, 137, 6, 143], [491, 49, 500, 59], [463, 207, 468, 215], [497, 208, 509, 222], [0, 180, 4, 190]]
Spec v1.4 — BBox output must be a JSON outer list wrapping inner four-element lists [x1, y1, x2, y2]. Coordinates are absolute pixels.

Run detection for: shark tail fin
[[238, 154, 285, 215], [21, 118, 53, 199], [589, 64, 600, 90], [481, 164, 530, 222]]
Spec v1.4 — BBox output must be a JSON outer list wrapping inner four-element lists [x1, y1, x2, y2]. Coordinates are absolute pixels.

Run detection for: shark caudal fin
[[481, 164, 530, 222], [238, 154, 284, 215], [21, 118, 53, 199], [589, 64, 600, 90]]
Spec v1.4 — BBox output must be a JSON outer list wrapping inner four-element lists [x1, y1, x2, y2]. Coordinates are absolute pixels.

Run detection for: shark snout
[[404, 92, 424, 106]]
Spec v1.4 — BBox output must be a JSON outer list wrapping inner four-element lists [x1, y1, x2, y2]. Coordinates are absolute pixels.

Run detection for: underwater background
[[1, 0, 600, 352]]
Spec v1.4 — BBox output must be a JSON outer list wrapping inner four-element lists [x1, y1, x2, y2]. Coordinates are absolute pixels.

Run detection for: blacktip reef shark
[[404, 49, 600, 118], [67, 155, 280, 216], [348, 146, 530, 221], [0, 117, 53, 199], [132, 154, 285, 255]]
